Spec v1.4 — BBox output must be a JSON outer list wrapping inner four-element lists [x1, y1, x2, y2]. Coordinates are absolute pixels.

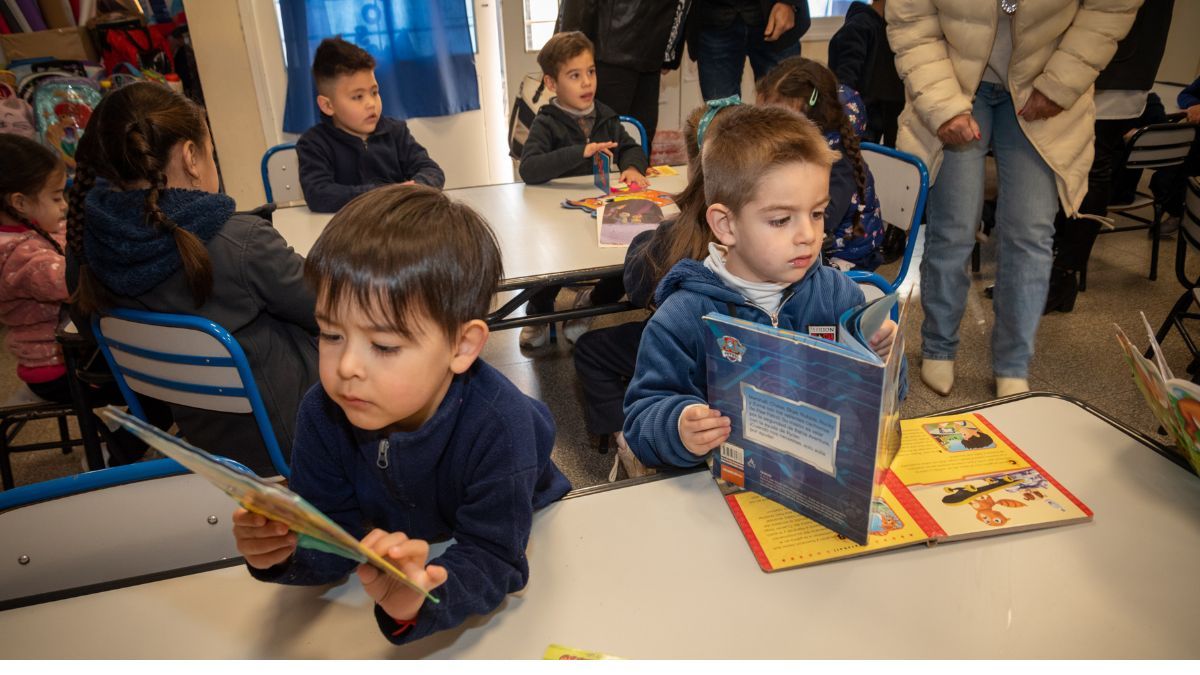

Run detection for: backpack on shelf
[[0, 81, 37, 140], [94, 18, 176, 76], [33, 78, 103, 177], [508, 72, 550, 160]]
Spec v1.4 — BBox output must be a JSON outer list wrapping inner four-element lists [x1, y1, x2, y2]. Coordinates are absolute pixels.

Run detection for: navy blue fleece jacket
[[296, 116, 445, 213], [623, 258, 908, 469], [248, 359, 571, 644]]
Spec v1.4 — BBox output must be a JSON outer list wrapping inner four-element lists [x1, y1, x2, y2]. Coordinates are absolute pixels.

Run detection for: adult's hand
[[937, 113, 981, 146], [1019, 89, 1064, 122], [764, 2, 795, 42]]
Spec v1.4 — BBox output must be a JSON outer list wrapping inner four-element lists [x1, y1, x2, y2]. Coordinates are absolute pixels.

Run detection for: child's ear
[[543, 74, 557, 94], [316, 94, 335, 117], [6, 192, 27, 217], [449, 319, 489, 374], [707, 203, 737, 247], [182, 140, 202, 179]]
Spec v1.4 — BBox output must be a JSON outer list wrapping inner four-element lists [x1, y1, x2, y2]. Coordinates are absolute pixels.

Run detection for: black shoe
[[1043, 267, 1078, 314]]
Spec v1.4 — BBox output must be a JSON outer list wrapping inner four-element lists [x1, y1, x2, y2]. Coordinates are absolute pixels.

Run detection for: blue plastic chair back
[[261, 143, 301, 204], [847, 143, 929, 295], [91, 309, 290, 478], [619, 115, 650, 155]]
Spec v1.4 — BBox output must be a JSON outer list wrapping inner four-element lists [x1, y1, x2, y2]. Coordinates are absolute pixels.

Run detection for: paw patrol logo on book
[[719, 335, 746, 363]]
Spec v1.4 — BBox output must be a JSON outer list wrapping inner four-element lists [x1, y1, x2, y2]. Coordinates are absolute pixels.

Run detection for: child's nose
[[336, 347, 364, 379]]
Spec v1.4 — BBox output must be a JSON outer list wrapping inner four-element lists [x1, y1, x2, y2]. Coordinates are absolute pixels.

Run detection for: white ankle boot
[[921, 358, 955, 395], [995, 377, 1030, 397]]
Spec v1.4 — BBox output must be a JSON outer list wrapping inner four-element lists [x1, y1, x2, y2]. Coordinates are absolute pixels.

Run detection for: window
[[524, 0, 559, 52], [808, 1, 858, 18]]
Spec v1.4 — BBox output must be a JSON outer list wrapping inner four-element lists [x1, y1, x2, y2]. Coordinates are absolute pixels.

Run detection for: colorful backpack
[[33, 78, 102, 177], [508, 72, 551, 160], [0, 80, 37, 141]]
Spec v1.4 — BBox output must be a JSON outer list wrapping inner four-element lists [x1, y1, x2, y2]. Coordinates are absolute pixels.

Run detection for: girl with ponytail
[[66, 82, 319, 476], [0, 135, 72, 401], [756, 56, 886, 270]]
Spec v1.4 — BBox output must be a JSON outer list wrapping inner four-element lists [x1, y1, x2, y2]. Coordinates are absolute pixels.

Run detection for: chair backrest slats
[[1126, 125, 1197, 169], [93, 310, 290, 478], [261, 143, 303, 205]]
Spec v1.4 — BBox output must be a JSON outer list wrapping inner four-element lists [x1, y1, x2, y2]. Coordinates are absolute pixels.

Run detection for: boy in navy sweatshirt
[[296, 38, 445, 213], [231, 185, 571, 644]]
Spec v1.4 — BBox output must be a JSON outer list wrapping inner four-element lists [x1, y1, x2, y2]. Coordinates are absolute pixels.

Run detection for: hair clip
[[808, 88, 819, 107], [697, 94, 743, 151]]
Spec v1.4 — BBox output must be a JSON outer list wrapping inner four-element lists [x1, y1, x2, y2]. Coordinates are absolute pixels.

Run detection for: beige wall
[[1158, 0, 1200, 85], [184, 0, 269, 208]]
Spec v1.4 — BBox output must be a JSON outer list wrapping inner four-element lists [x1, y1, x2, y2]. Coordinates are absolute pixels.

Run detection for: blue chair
[[91, 309, 291, 478], [846, 143, 929, 296], [260, 143, 302, 204], [619, 115, 650, 156]]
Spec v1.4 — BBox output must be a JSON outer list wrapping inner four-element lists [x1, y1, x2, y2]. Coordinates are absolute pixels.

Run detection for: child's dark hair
[[305, 185, 503, 343], [66, 82, 215, 315], [702, 104, 838, 216], [312, 37, 376, 95], [756, 56, 868, 236], [0, 134, 66, 256], [638, 104, 734, 299], [961, 432, 994, 450], [537, 31, 593, 79]]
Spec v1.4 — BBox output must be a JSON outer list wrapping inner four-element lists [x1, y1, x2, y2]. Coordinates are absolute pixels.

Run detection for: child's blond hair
[[701, 105, 839, 215]]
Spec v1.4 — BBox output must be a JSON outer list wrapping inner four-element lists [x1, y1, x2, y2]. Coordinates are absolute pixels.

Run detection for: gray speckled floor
[[3, 208, 1194, 491]]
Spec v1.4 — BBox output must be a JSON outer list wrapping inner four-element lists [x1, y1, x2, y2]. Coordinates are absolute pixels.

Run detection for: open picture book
[[96, 406, 437, 602], [719, 412, 1093, 572], [1115, 313, 1200, 474], [703, 292, 906, 545]]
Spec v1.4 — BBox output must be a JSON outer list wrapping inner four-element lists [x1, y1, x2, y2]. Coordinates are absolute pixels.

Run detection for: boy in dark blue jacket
[[231, 185, 571, 645], [622, 105, 900, 469], [296, 38, 445, 213]]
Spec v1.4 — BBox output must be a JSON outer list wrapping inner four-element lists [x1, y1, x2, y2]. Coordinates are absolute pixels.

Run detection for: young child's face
[[318, 69, 382, 139], [546, 51, 596, 112], [712, 161, 830, 285], [8, 170, 67, 233], [316, 298, 463, 434]]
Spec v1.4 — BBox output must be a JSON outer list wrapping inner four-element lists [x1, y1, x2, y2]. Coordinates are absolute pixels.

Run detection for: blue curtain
[[279, 0, 480, 133]]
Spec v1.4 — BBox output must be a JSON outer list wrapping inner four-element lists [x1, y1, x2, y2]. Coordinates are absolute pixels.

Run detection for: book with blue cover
[[703, 293, 907, 544]]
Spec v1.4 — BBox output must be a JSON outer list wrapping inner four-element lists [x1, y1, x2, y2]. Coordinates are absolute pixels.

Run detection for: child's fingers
[[684, 404, 715, 421], [232, 508, 268, 527], [236, 532, 296, 557], [691, 426, 731, 448], [362, 529, 410, 555]]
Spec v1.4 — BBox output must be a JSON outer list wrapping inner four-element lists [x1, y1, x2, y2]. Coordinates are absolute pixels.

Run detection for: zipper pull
[[377, 439, 389, 469]]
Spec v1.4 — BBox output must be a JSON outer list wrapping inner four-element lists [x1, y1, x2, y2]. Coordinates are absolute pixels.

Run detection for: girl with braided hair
[[0, 135, 72, 402], [65, 82, 319, 476], [756, 56, 885, 270]]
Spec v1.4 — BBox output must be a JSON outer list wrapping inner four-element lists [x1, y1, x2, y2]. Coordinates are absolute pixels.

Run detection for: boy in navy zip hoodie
[[296, 38, 445, 213], [623, 105, 902, 470], [232, 185, 571, 645]]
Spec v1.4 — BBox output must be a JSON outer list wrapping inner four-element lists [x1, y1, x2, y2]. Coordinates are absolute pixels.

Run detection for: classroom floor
[[3, 210, 1196, 491]]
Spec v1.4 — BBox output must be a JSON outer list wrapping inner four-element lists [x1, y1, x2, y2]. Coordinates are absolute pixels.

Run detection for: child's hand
[[620, 167, 649, 188], [869, 319, 898, 360], [356, 529, 448, 623], [678, 403, 731, 456], [583, 141, 618, 159], [232, 507, 297, 570]]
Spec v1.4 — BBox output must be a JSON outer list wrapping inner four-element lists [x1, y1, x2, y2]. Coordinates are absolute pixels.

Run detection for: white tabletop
[[272, 172, 689, 283], [1, 395, 1197, 658]]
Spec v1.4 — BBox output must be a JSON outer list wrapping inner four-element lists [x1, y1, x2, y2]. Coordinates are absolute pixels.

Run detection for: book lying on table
[[719, 412, 1093, 572], [704, 292, 906, 545], [96, 406, 437, 601], [1116, 313, 1200, 474]]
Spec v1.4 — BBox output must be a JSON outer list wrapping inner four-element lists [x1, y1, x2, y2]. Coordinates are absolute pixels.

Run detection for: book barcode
[[720, 443, 744, 470]]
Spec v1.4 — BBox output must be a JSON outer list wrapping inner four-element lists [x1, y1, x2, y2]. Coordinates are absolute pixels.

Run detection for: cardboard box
[[0, 27, 98, 65]]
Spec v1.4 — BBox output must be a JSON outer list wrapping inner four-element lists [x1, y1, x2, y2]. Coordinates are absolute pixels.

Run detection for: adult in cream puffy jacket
[[885, 0, 1139, 397]]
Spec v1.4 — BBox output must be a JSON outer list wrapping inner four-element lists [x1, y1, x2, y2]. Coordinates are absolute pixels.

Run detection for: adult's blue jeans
[[694, 19, 801, 100], [920, 81, 1059, 379]]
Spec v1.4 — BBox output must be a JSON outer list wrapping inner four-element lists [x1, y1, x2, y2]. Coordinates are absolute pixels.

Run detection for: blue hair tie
[[696, 94, 742, 151]]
